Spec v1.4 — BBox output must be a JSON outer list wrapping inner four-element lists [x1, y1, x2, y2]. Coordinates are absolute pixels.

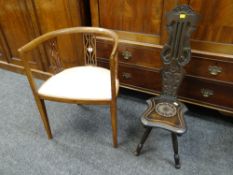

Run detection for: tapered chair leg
[[36, 98, 53, 139], [171, 132, 180, 169], [135, 127, 152, 156], [110, 102, 118, 148]]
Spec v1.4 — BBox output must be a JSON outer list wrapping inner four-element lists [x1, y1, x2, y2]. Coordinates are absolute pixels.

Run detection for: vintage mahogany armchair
[[135, 5, 199, 168], [18, 27, 119, 147]]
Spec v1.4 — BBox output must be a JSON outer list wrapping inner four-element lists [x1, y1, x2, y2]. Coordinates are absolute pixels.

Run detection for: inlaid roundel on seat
[[38, 66, 119, 101]]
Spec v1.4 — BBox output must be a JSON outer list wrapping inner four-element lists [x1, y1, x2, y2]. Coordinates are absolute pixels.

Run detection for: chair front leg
[[135, 127, 152, 156], [36, 98, 53, 139], [110, 101, 118, 148], [171, 132, 181, 169]]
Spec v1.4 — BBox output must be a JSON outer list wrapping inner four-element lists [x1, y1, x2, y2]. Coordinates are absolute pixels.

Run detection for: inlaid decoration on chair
[[135, 5, 199, 168], [18, 27, 119, 147]]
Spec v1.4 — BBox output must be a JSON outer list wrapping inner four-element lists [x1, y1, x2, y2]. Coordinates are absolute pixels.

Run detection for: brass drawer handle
[[122, 72, 132, 79], [208, 65, 222, 75], [201, 88, 214, 98], [122, 50, 132, 60]]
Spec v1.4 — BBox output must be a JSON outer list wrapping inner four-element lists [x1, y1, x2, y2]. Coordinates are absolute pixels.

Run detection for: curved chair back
[[18, 27, 118, 73]]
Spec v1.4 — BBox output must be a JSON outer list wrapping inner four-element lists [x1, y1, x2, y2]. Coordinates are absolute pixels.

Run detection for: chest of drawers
[[96, 39, 233, 114]]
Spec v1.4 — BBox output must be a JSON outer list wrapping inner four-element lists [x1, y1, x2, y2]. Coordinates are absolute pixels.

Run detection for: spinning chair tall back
[[135, 5, 199, 168], [18, 27, 119, 147]]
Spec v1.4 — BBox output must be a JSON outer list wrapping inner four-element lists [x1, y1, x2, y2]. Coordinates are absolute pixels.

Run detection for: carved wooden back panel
[[45, 31, 111, 74], [48, 38, 63, 73], [83, 33, 97, 65], [160, 5, 199, 99]]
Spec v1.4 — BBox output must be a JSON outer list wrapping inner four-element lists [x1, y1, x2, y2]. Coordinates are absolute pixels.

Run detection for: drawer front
[[186, 55, 233, 83], [117, 43, 161, 68], [118, 64, 161, 91], [97, 60, 161, 92], [180, 77, 233, 110], [97, 40, 162, 68]]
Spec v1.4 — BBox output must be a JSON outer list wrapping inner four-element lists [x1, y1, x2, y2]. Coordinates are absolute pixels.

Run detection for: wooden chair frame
[[18, 27, 119, 147], [135, 5, 199, 168]]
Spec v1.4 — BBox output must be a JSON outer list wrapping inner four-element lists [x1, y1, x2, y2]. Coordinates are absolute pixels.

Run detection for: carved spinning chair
[[135, 5, 198, 168], [18, 27, 119, 147]]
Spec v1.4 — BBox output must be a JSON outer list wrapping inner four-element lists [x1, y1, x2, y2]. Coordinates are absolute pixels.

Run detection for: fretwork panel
[[83, 33, 97, 65]]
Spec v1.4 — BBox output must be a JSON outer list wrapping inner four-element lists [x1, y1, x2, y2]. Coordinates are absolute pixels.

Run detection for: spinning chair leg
[[135, 127, 152, 156], [110, 102, 118, 148], [171, 132, 181, 169], [37, 99, 53, 139]]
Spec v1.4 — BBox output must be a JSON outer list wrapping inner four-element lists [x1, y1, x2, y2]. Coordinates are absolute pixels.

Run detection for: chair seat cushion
[[38, 66, 119, 101]]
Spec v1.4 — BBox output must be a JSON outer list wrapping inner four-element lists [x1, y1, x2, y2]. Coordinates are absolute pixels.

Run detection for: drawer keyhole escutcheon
[[201, 88, 214, 98], [122, 72, 132, 79], [122, 50, 132, 60], [208, 65, 222, 75]]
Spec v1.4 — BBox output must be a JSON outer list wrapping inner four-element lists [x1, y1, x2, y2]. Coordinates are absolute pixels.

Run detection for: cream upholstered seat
[[38, 66, 119, 100]]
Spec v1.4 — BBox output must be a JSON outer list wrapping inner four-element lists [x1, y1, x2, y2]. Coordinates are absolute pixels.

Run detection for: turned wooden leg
[[37, 99, 53, 139], [110, 101, 118, 148], [135, 127, 152, 156], [171, 132, 180, 169]]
